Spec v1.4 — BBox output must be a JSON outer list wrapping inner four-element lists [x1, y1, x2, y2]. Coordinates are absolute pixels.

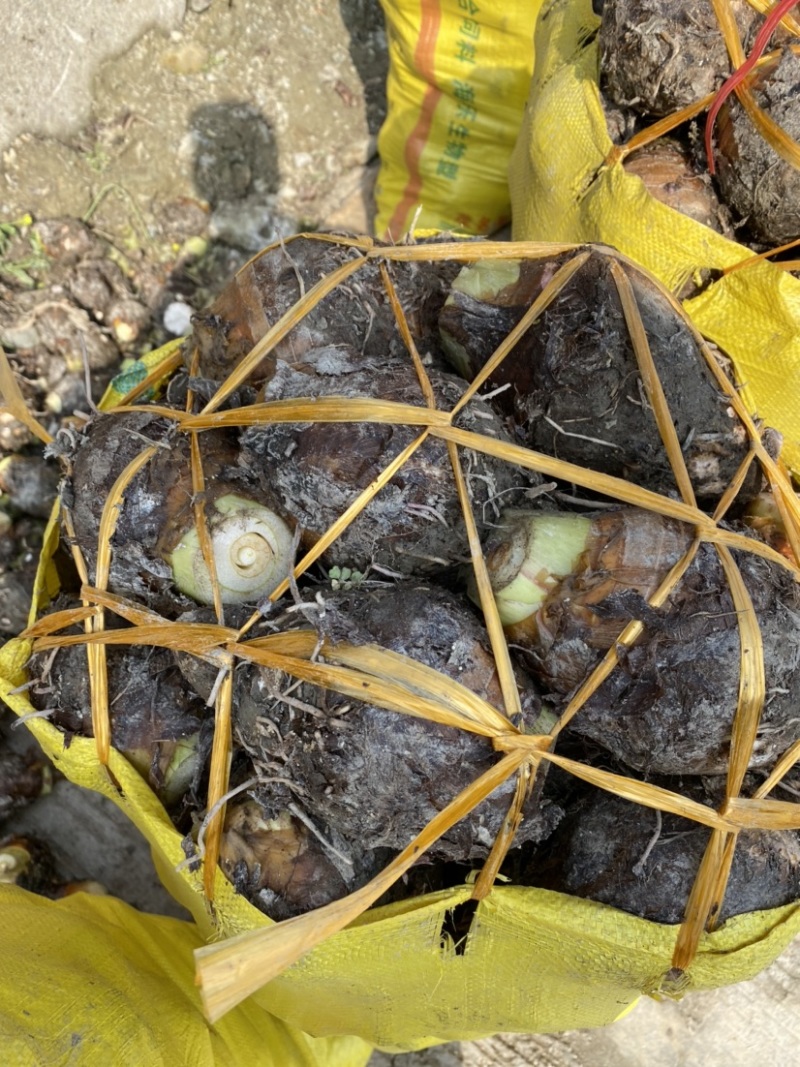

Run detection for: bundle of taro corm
[[598, 0, 800, 278], [26, 234, 800, 954]]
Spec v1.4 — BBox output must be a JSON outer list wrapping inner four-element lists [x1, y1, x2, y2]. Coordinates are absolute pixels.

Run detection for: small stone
[[161, 42, 209, 75], [163, 301, 193, 337]]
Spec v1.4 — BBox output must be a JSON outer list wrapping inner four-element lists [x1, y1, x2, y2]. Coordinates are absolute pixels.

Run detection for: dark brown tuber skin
[[30, 632, 207, 807], [484, 508, 694, 692], [599, 0, 761, 118], [59, 408, 295, 612], [438, 250, 758, 504], [712, 49, 800, 246], [240, 350, 531, 577], [568, 540, 800, 774], [484, 507, 800, 775], [219, 801, 352, 921], [532, 786, 800, 924], [614, 137, 728, 298], [622, 139, 731, 236], [235, 583, 561, 865], [190, 235, 465, 384]]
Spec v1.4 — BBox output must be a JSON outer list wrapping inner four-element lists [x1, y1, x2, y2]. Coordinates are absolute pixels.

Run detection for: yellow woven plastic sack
[[508, 0, 800, 475], [375, 1, 543, 239], [0, 346, 370, 1065], [2, 323, 800, 1050], [0, 884, 370, 1067]]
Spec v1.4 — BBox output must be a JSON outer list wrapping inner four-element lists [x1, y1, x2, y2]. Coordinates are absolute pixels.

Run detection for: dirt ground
[[1, 2, 799, 1065], [0, 0, 384, 239]]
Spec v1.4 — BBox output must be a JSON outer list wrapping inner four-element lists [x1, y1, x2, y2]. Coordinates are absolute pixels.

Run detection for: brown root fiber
[[438, 250, 758, 503]]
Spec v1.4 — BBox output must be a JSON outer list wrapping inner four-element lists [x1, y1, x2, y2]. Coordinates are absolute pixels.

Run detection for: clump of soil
[[0, 214, 217, 444]]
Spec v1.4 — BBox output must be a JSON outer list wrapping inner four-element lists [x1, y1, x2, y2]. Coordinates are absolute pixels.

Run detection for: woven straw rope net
[[5, 233, 800, 1032]]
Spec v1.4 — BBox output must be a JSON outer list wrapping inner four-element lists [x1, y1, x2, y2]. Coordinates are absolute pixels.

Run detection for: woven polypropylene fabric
[[509, 0, 800, 473]]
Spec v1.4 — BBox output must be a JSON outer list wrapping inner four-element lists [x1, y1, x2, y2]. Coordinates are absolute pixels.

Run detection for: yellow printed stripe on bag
[[375, 0, 542, 239]]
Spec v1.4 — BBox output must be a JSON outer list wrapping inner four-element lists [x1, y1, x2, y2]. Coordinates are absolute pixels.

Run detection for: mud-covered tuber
[[534, 786, 800, 924], [61, 409, 295, 611], [598, 0, 760, 117], [190, 235, 462, 384], [712, 49, 800, 246], [18, 235, 800, 938], [483, 506, 800, 775], [240, 350, 531, 577], [232, 582, 560, 865], [31, 632, 206, 807], [438, 250, 757, 502]]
